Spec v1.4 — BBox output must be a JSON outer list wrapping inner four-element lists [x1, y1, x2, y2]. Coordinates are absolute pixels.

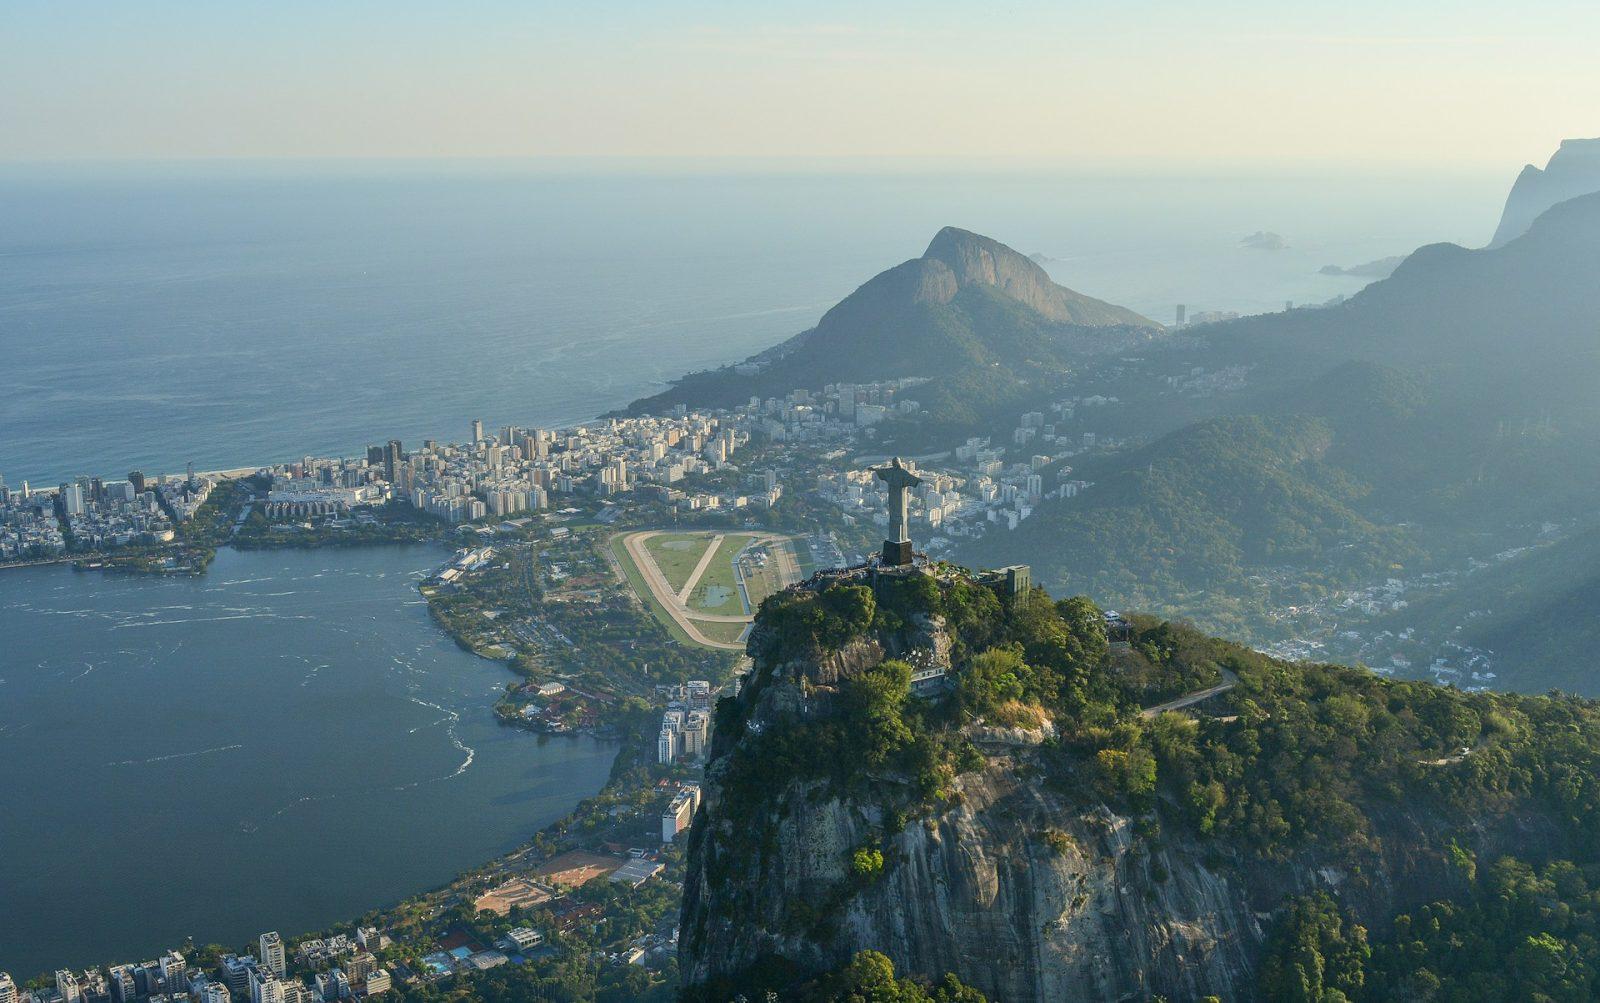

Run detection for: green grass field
[[791, 537, 819, 577], [688, 534, 756, 614], [608, 535, 699, 648], [643, 532, 717, 593], [692, 619, 750, 645]]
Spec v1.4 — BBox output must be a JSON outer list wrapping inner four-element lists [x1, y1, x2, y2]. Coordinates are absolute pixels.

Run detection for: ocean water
[[0, 545, 617, 977], [0, 163, 1506, 486]]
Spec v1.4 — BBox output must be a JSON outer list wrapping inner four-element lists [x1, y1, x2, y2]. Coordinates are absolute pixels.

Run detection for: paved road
[[1141, 667, 1240, 718]]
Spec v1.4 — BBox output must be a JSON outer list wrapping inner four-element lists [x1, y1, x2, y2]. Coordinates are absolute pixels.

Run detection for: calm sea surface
[[0, 545, 617, 977], [0, 163, 1504, 486]]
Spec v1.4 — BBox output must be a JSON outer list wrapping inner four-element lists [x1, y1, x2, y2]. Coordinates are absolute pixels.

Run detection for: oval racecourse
[[608, 530, 802, 650]]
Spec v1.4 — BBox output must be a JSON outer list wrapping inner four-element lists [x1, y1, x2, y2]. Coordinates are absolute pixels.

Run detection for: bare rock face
[[680, 723, 1534, 1001], [681, 736, 1266, 1001], [922, 226, 1154, 328], [847, 763, 1264, 1002]]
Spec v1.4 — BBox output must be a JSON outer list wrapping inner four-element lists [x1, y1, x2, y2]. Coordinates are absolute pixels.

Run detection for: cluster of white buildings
[[3, 932, 391, 1003], [0, 477, 67, 558], [256, 409, 778, 526], [400, 414, 751, 521], [656, 679, 713, 766], [813, 400, 1108, 550], [428, 546, 497, 589], [262, 480, 381, 521], [745, 379, 928, 445], [0, 470, 216, 559], [156, 475, 215, 525], [657, 707, 711, 765], [1165, 364, 1251, 397]]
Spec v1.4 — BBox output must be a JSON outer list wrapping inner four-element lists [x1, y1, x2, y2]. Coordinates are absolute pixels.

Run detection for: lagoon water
[[0, 163, 1505, 486], [0, 545, 617, 977]]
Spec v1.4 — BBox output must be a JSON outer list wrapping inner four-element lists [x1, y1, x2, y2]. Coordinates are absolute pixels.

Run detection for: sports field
[[687, 534, 757, 614], [611, 530, 802, 651], [642, 532, 717, 594], [608, 534, 699, 648]]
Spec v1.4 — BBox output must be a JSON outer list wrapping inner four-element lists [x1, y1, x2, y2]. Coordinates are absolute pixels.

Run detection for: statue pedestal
[[881, 539, 913, 567]]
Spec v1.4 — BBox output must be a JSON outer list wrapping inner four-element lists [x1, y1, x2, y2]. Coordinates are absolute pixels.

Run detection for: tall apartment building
[[260, 932, 286, 977], [59, 482, 86, 517], [661, 784, 701, 843], [0, 972, 18, 1003], [220, 955, 258, 997], [344, 953, 375, 988], [106, 966, 136, 1003], [56, 970, 82, 1003], [249, 967, 284, 1003], [686, 679, 711, 709], [682, 709, 710, 758], [158, 953, 187, 996]]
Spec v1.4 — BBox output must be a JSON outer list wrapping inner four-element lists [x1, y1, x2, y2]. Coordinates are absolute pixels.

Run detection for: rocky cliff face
[[682, 739, 1269, 1001], [920, 226, 1153, 327], [680, 586, 1560, 1002], [1489, 137, 1600, 247]]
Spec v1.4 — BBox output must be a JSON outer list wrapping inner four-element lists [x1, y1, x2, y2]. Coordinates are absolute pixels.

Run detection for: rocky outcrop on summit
[[919, 227, 1151, 327], [1488, 137, 1600, 247]]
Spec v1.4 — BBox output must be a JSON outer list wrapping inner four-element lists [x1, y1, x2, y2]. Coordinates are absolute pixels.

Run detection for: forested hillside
[[969, 414, 1410, 623], [681, 568, 1600, 1000]]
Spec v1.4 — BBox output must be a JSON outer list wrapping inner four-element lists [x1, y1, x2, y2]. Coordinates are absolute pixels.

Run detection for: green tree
[[1258, 893, 1369, 1003], [957, 646, 1027, 718]]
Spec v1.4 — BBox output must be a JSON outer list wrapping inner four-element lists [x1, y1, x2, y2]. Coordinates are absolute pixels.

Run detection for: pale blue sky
[[2, 0, 1596, 166]]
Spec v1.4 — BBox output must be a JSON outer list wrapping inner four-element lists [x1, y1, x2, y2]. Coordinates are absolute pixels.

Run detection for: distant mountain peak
[[917, 226, 1154, 327], [626, 227, 1159, 414], [1488, 137, 1600, 247]]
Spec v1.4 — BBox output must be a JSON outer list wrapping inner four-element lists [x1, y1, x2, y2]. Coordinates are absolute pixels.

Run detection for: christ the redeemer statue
[[874, 457, 923, 566]]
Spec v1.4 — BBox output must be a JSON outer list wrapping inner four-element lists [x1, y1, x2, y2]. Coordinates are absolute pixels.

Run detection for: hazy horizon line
[[0, 152, 1518, 181]]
